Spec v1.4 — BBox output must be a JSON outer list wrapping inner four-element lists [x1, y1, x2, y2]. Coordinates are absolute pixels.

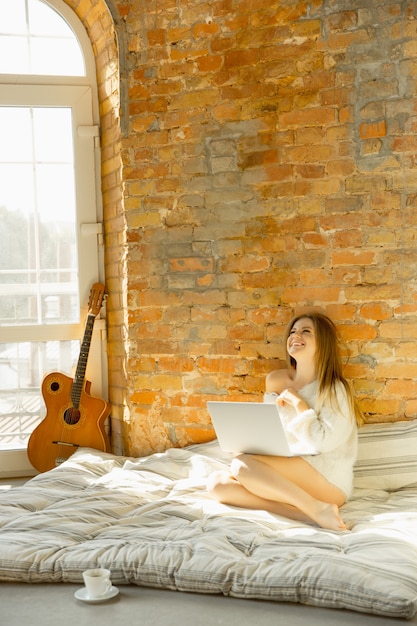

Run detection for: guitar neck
[[71, 313, 96, 408]]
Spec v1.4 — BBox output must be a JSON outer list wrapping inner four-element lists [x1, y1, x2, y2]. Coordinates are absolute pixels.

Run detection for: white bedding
[[1, 438, 417, 618]]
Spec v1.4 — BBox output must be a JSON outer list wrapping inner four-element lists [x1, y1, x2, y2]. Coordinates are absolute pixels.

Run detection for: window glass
[[0, 106, 79, 326], [0, 0, 85, 75], [0, 341, 79, 448]]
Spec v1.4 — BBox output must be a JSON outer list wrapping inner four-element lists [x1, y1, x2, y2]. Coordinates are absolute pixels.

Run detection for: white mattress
[[0, 441, 417, 618]]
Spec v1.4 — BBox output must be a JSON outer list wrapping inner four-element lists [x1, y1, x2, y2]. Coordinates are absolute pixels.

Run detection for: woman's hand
[[277, 388, 309, 414]]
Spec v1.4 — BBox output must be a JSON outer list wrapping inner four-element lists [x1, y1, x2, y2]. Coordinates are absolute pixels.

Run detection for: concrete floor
[[0, 582, 414, 626]]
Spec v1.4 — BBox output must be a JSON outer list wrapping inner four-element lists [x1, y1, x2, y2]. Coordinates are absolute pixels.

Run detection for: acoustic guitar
[[27, 283, 111, 473]]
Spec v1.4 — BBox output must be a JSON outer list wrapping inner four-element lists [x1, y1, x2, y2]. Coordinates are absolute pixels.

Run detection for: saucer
[[74, 585, 119, 603]]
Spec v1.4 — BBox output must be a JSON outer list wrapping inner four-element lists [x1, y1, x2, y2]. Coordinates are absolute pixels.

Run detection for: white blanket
[[0, 441, 417, 618]]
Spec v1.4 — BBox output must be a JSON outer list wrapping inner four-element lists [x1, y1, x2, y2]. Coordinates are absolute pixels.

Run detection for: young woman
[[207, 312, 363, 531]]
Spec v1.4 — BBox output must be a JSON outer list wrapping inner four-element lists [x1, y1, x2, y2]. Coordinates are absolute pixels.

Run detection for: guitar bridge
[[52, 441, 80, 467]]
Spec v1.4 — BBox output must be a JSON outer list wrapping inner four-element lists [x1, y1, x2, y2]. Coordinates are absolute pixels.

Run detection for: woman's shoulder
[[265, 368, 294, 393]]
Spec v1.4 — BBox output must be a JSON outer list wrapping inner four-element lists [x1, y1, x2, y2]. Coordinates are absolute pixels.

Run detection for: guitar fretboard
[[71, 314, 95, 409]]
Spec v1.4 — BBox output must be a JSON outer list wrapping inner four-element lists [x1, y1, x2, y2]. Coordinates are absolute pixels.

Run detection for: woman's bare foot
[[312, 502, 347, 531]]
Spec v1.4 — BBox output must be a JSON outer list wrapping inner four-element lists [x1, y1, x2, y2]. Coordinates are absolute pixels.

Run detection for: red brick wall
[[69, 0, 417, 456]]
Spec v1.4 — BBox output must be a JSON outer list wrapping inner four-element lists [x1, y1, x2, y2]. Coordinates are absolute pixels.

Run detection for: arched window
[[0, 0, 106, 476], [0, 0, 85, 75]]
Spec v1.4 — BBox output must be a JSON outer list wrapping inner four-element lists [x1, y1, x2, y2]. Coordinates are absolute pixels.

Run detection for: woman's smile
[[287, 318, 316, 356]]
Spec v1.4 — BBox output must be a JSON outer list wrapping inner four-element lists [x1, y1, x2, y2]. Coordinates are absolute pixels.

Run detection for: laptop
[[207, 401, 318, 456]]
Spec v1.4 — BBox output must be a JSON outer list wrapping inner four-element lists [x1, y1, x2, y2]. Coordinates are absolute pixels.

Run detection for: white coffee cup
[[82, 568, 112, 598]]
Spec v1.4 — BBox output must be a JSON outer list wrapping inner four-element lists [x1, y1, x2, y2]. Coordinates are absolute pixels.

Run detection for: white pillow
[[353, 419, 417, 491]]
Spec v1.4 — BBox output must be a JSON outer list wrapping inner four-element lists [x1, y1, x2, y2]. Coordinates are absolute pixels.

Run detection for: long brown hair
[[284, 312, 363, 426]]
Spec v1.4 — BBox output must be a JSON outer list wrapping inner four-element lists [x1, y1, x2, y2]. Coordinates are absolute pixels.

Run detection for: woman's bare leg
[[208, 454, 347, 531], [207, 471, 314, 523]]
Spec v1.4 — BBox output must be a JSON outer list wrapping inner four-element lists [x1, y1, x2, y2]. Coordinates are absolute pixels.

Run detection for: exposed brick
[[170, 257, 214, 272], [359, 303, 391, 321], [193, 22, 220, 38], [281, 287, 342, 304], [326, 11, 358, 33], [359, 398, 401, 419], [279, 107, 335, 128], [359, 119, 387, 140], [345, 175, 388, 194], [197, 54, 223, 72], [377, 362, 417, 378], [333, 230, 362, 247], [67, 0, 417, 456], [331, 250, 376, 265], [224, 48, 259, 68], [301, 233, 329, 248]]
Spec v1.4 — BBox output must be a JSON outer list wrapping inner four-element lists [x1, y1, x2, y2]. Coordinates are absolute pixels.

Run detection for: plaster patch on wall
[[126, 398, 172, 457]]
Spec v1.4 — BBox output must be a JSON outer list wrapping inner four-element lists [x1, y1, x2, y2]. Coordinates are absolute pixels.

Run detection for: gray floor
[[1, 582, 415, 626], [1, 479, 416, 625]]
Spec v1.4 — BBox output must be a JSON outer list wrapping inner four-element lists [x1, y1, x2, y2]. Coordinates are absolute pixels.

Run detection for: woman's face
[[287, 317, 317, 362]]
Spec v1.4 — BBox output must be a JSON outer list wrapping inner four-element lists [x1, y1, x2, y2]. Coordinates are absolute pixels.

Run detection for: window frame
[[0, 0, 106, 477]]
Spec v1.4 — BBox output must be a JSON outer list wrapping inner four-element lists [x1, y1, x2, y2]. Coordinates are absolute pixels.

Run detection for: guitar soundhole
[[51, 381, 60, 392], [63, 407, 81, 425]]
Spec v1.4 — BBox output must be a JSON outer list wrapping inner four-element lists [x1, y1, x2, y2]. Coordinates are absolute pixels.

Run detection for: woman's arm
[[281, 383, 355, 453], [277, 387, 309, 413]]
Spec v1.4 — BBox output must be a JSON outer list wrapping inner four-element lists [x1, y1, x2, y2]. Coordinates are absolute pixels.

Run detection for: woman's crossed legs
[[207, 453, 347, 531]]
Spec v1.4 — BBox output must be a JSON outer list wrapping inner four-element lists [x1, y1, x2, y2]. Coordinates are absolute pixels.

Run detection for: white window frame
[[0, 0, 106, 476]]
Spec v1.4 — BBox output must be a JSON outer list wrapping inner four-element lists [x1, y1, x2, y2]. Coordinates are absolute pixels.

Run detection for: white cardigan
[[265, 380, 358, 497]]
